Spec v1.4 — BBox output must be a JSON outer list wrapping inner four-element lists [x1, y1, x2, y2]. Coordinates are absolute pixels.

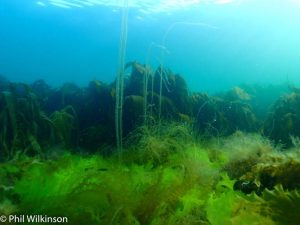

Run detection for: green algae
[[1, 124, 300, 224]]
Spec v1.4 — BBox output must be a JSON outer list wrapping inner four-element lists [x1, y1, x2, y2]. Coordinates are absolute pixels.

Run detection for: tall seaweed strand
[[144, 43, 157, 125], [158, 21, 219, 123], [115, 0, 129, 152], [143, 66, 149, 124], [145, 43, 169, 124]]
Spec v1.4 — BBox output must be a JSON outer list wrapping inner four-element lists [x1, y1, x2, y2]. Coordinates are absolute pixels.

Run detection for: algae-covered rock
[[240, 83, 290, 120], [191, 93, 228, 136], [220, 132, 273, 180], [218, 87, 259, 133], [122, 64, 190, 129], [123, 95, 144, 136], [77, 80, 115, 150], [239, 150, 300, 191], [124, 62, 151, 96], [223, 101, 259, 133], [222, 86, 251, 102], [264, 92, 300, 147], [219, 132, 300, 194], [191, 91, 259, 137], [79, 80, 114, 130], [171, 74, 191, 114], [153, 66, 190, 114], [140, 91, 179, 124]]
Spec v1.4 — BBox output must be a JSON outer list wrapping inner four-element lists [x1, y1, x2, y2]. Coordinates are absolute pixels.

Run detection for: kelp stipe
[[145, 43, 168, 125], [157, 21, 219, 126], [115, 0, 129, 153], [143, 42, 169, 127]]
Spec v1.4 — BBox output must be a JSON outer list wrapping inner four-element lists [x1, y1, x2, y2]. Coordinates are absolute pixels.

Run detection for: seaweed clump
[[2, 64, 300, 224], [191, 87, 259, 138], [0, 83, 54, 161], [6, 123, 219, 225], [123, 123, 194, 165], [0, 124, 300, 224], [264, 92, 300, 147]]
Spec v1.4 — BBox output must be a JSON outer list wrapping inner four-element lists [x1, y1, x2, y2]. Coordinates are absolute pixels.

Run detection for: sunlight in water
[[37, 0, 238, 11]]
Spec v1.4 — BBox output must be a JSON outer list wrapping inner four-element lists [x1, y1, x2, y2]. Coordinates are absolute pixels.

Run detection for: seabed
[[1, 63, 300, 225]]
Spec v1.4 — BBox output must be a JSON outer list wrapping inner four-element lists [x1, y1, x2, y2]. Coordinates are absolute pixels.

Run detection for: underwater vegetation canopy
[[2, 0, 300, 224], [2, 124, 300, 224], [1, 67, 300, 224]]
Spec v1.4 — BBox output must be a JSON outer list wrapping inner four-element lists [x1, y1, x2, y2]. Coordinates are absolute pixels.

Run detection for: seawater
[[0, 0, 300, 92]]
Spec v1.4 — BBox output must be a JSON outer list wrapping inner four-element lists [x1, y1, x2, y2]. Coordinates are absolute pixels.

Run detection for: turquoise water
[[2, 2, 300, 223], [1, 0, 300, 92]]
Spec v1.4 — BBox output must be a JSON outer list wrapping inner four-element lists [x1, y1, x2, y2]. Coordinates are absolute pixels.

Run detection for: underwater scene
[[1, 0, 300, 224]]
